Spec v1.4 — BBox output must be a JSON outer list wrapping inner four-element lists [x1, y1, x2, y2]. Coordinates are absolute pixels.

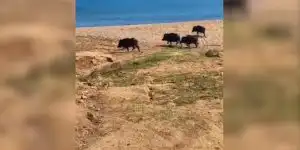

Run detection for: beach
[[76, 20, 223, 62], [76, 20, 224, 150], [77, 20, 223, 47]]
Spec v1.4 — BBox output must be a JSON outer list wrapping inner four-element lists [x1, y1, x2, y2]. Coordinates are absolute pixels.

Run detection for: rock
[[76, 98, 84, 104], [81, 95, 87, 99], [86, 112, 94, 121], [106, 57, 114, 62], [205, 49, 220, 57], [86, 112, 100, 124], [76, 51, 115, 69]]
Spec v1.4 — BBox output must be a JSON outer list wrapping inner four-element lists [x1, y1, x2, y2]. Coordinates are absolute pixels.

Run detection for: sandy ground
[[76, 20, 223, 51], [76, 20, 224, 150]]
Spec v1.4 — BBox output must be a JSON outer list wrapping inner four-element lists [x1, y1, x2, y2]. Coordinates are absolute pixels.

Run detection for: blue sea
[[76, 0, 223, 27]]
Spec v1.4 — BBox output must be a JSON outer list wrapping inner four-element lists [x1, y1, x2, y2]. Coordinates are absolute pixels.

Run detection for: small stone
[[86, 112, 94, 121], [205, 49, 220, 57], [106, 57, 114, 62], [81, 95, 87, 99], [86, 112, 100, 124], [76, 99, 84, 104]]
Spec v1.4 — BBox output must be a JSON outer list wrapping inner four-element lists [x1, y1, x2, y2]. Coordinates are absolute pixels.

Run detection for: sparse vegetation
[[76, 46, 223, 149], [84, 50, 209, 87], [123, 51, 174, 70], [152, 72, 222, 106], [76, 20, 224, 150]]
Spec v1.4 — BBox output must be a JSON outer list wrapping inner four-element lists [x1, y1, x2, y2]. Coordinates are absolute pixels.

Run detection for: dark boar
[[192, 25, 206, 37], [117, 38, 140, 52], [162, 33, 181, 46], [180, 35, 199, 48]]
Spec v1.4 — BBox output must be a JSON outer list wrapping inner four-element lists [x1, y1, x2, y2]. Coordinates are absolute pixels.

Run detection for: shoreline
[[76, 19, 223, 29]]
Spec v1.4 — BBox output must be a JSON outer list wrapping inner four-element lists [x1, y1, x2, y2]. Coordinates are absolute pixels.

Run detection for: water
[[76, 0, 223, 27]]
